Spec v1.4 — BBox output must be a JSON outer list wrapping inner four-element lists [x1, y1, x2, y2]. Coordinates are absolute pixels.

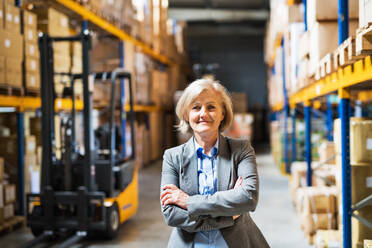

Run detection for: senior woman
[[160, 78, 269, 248]]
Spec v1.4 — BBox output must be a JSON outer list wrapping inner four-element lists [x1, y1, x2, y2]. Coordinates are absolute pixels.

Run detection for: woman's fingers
[[161, 193, 172, 206], [234, 176, 243, 188], [160, 189, 173, 199], [162, 184, 178, 190]]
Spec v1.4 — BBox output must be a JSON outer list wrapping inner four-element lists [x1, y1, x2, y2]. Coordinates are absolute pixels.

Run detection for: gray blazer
[[160, 135, 270, 248]]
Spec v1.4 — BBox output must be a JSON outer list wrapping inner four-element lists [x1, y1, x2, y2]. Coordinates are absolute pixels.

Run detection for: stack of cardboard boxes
[[0, 1, 23, 88], [334, 118, 372, 248], [70, 41, 83, 99], [0, 157, 16, 223], [296, 186, 338, 244], [33, 7, 71, 95], [22, 10, 40, 91], [24, 135, 40, 194]]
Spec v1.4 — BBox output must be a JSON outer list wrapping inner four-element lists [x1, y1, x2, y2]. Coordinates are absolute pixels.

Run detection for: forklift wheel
[[30, 206, 44, 237], [104, 203, 120, 239]]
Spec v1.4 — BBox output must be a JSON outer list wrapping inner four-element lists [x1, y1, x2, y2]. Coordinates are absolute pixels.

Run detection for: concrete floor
[[0, 144, 312, 248]]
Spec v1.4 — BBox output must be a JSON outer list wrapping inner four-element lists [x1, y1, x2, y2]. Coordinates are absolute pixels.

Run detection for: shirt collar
[[194, 136, 219, 157]]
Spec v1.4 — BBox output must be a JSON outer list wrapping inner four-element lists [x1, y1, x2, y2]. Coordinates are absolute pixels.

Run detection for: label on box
[[29, 44, 35, 55], [367, 177, 372, 188], [30, 75, 35, 86], [28, 30, 33, 40], [61, 17, 67, 27], [14, 15, 19, 24], [4, 39, 10, 48], [31, 60, 36, 71], [6, 13, 12, 22], [28, 15, 33, 25], [367, 138, 372, 150], [28, 140, 36, 151]]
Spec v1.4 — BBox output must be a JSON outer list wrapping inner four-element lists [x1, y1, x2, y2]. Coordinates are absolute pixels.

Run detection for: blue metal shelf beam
[[339, 96, 352, 248], [338, 0, 349, 44], [326, 96, 333, 141], [304, 104, 312, 186]]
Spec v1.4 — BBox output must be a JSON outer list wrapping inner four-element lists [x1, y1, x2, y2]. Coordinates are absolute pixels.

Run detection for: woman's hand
[[161, 184, 190, 210], [233, 176, 243, 220]]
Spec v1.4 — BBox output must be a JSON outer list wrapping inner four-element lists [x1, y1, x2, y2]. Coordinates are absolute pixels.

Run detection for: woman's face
[[187, 90, 225, 135]]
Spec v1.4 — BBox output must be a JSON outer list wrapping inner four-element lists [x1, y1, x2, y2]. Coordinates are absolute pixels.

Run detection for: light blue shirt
[[194, 138, 229, 248]]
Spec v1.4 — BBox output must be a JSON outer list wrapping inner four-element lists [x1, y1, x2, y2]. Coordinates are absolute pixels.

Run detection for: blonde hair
[[175, 78, 233, 134]]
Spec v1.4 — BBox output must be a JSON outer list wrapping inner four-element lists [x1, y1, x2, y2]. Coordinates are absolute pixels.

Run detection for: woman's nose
[[199, 106, 208, 117]]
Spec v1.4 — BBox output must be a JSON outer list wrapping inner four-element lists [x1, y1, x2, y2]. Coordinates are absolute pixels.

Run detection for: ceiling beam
[[187, 24, 265, 36], [168, 8, 268, 22]]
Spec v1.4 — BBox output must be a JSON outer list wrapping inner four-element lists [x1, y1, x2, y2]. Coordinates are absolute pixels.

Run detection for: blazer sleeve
[[161, 149, 235, 233], [187, 139, 259, 218]]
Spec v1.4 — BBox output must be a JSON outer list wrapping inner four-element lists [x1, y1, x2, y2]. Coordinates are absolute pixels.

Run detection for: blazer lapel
[[217, 135, 232, 191], [181, 137, 199, 195]]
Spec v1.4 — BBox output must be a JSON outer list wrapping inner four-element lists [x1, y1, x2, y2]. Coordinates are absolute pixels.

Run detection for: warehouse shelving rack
[[269, 1, 372, 247], [1, 0, 176, 217]]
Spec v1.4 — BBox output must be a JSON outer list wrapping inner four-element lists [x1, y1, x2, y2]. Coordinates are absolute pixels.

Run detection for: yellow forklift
[[23, 30, 138, 247]]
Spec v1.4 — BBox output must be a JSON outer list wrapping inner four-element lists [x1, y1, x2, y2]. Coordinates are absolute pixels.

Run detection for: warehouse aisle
[[0, 144, 311, 248], [251, 145, 312, 248]]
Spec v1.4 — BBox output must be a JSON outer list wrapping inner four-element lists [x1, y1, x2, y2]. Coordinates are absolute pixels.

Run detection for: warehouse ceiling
[[169, 0, 269, 36]]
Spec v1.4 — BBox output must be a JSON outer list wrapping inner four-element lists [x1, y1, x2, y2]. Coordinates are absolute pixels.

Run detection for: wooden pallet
[[356, 23, 372, 56], [0, 84, 24, 96], [0, 216, 25, 235], [315, 53, 333, 80], [334, 36, 365, 70], [24, 87, 40, 97]]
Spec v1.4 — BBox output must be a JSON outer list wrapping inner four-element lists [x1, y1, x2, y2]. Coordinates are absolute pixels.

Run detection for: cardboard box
[[22, 10, 37, 29], [0, 56, 5, 84], [307, 0, 359, 30], [319, 141, 336, 164], [314, 230, 340, 248], [0, 30, 24, 58], [309, 21, 359, 75], [335, 158, 372, 205], [4, 184, 15, 204], [24, 26, 38, 44], [352, 164, 372, 206], [25, 57, 39, 73], [335, 118, 372, 163], [313, 165, 336, 187], [359, 0, 372, 28], [3, 203, 14, 220], [25, 135, 36, 154], [25, 72, 40, 89], [34, 7, 70, 36], [352, 209, 372, 248], [29, 117, 41, 146], [0, 2, 3, 28], [5, 57, 22, 87], [350, 119, 372, 164], [301, 213, 337, 235], [4, 4, 21, 33], [299, 186, 338, 214], [53, 53, 71, 72], [24, 42, 39, 59]]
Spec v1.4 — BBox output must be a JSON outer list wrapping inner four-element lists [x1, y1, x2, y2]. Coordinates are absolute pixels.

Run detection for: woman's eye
[[208, 105, 216, 110], [192, 106, 200, 110]]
